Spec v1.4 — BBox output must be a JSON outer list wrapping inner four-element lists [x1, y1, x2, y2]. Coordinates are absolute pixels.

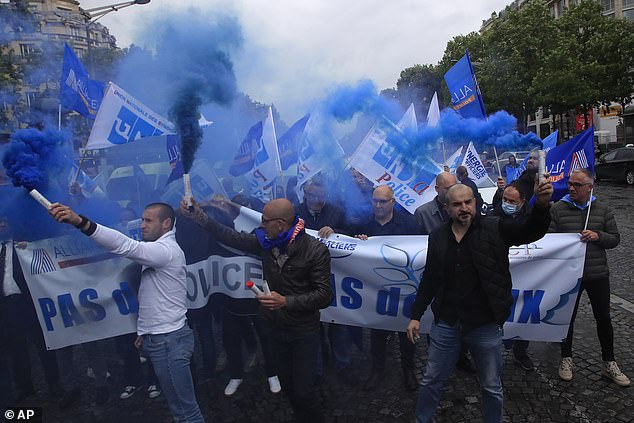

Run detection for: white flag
[[444, 146, 463, 172], [426, 92, 440, 127], [460, 142, 490, 187]]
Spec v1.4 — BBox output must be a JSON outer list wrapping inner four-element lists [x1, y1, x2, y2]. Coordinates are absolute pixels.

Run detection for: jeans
[[188, 302, 217, 381], [142, 325, 204, 423], [561, 278, 614, 361], [269, 327, 323, 423], [330, 324, 353, 370], [115, 333, 158, 387], [416, 321, 504, 423]]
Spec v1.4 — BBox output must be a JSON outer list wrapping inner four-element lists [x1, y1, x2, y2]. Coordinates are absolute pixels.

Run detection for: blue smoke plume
[[1, 127, 69, 190]]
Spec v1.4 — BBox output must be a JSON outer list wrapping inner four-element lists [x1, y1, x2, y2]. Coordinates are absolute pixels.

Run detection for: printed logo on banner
[[30, 249, 56, 275], [319, 238, 358, 258], [464, 150, 487, 179], [255, 137, 270, 166], [509, 243, 544, 260], [570, 149, 589, 173], [374, 244, 425, 296], [108, 106, 164, 145]]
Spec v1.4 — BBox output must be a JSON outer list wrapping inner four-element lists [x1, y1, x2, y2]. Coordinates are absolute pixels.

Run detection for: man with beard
[[406, 174, 553, 423]]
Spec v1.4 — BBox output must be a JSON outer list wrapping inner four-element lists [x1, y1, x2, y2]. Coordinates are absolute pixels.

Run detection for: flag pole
[[58, 104, 62, 131], [583, 188, 594, 231], [493, 146, 502, 176]]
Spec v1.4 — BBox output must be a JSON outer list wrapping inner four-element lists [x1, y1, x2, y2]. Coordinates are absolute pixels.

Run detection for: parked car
[[595, 146, 634, 185]]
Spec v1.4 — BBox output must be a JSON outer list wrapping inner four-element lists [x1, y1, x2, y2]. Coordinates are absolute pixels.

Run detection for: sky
[[80, 0, 512, 123]]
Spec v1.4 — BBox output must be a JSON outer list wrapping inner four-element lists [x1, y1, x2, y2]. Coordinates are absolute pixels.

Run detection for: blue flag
[[229, 121, 263, 176], [60, 44, 105, 119], [444, 50, 487, 120], [506, 165, 520, 184], [165, 135, 184, 185], [278, 114, 309, 170], [546, 127, 594, 201], [541, 130, 558, 153]]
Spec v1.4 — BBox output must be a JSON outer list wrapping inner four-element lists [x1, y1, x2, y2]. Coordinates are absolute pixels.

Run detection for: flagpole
[[493, 146, 502, 176], [58, 104, 61, 131], [583, 188, 594, 231]]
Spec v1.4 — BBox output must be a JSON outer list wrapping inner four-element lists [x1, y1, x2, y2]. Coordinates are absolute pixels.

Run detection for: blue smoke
[[321, 79, 401, 123], [1, 127, 70, 190]]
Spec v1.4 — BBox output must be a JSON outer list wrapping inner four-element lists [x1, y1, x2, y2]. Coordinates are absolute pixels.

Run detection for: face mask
[[501, 201, 519, 216]]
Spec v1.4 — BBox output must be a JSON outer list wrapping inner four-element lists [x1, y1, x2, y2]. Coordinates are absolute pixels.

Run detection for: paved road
[[7, 181, 634, 423]]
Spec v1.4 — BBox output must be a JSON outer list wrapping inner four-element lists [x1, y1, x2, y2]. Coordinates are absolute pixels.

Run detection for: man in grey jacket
[[549, 169, 629, 387], [49, 202, 205, 422]]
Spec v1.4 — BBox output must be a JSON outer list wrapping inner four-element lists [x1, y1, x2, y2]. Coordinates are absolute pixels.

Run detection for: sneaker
[[514, 353, 535, 371], [268, 376, 281, 394], [224, 379, 242, 396], [119, 386, 137, 400], [139, 356, 147, 364], [147, 385, 161, 399], [559, 357, 573, 381], [603, 361, 631, 387]]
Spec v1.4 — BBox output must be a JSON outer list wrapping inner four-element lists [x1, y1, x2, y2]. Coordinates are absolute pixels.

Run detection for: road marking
[[611, 294, 634, 314]]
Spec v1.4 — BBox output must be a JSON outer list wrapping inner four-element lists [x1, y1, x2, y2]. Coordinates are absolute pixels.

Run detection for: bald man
[[407, 175, 553, 423], [414, 172, 457, 235], [180, 197, 333, 423], [355, 185, 421, 392]]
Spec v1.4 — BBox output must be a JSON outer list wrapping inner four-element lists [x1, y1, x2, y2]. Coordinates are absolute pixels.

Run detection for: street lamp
[[83, 0, 151, 72]]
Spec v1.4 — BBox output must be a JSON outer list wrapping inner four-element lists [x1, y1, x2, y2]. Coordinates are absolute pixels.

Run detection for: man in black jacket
[[356, 186, 421, 392], [406, 175, 553, 423], [180, 196, 333, 423]]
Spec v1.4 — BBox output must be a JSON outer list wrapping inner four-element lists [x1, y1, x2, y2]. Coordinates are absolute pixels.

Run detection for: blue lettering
[[341, 277, 363, 310], [507, 289, 520, 322], [38, 297, 57, 331], [79, 288, 106, 321], [223, 263, 241, 291], [58, 293, 85, 328], [112, 282, 139, 315], [518, 290, 545, 324], [402, 293, 416, 318], [376, 287, 400, 317]]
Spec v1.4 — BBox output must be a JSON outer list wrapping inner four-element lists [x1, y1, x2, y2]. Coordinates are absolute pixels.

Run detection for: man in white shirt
[[49, 202, 204, 423]]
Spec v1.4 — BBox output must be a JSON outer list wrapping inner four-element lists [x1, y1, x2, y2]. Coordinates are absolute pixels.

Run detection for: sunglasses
[[567, 182, 591, 188], [372, 198, 393, 205]]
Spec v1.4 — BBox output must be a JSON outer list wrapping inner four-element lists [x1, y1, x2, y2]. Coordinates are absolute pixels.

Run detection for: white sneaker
[[119, 385, 137, 400], [268, 376, 281, 394], [147, 385, 161, 399], [603, 361, 631, 387], [224, 379, 242, 396], [559, 357, 573, 381]]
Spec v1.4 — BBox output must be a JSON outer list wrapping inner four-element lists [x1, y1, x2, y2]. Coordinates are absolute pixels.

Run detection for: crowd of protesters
[[0, 150, 631, 423]]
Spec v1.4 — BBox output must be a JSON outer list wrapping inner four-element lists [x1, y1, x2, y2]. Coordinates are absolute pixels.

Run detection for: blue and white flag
[[348, 105, 440, 214], [444, 50, 487, 120], [545, 127, 594, 201], [59, 44, 105, 119], [229, 122, 262, 177], [460, 142, 490, 187], [165, 135, 184, 185], [541, 130, 558, 153], [445, 146, 463, 173], [247, 107, 281, 201], [278, 114, 310, 171]]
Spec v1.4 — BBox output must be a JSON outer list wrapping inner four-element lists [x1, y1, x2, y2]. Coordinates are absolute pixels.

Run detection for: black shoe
[[336, 367, 358, 387], [403, 369, 418, 392], [95, 386, 109, 406], [363, 371, 384, 391], [59, 387, 81, 409], [14, 384, 36, 403], [513, 353, 535, 371], [456, 355, 476, 374]]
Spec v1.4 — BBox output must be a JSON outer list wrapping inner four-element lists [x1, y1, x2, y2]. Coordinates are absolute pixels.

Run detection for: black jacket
[[199, 216, 333, 332], [297, 201, 346, 232], [411, 203, 551, 327]]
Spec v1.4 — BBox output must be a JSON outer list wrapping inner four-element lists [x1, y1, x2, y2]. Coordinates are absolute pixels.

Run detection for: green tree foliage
[[396, 64, 443, 116]]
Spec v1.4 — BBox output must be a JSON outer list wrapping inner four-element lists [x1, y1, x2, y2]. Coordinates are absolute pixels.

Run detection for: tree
[[395, 64, 443, 118]]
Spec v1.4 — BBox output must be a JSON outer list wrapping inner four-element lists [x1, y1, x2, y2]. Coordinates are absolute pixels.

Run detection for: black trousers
[[561, 278, 614, 361], [370, 329, 415, 373]]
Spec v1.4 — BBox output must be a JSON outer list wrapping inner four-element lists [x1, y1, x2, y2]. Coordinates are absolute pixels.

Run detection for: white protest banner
[[348, 106, 440, 214], [17, 208, 584, 348], [460, 141, 490, 187]]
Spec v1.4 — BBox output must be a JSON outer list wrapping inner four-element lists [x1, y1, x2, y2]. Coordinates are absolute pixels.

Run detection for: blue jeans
[[416, 321, 503, 423], [142, 324, 204, 423], [269, 327, 323, 423]]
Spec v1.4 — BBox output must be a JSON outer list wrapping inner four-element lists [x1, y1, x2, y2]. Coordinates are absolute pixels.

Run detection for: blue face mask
[[501, 201, 519, 216]]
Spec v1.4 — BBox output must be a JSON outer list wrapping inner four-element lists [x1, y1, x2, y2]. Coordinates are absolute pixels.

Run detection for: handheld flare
[[538, 150, 546, 184], [246, 280, 264, 296], [29, 189, 52, 209], [183, 173, 193, 208]]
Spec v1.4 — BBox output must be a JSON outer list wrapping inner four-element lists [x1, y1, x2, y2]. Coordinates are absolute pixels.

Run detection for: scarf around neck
[[254, 216, 305, 251]]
